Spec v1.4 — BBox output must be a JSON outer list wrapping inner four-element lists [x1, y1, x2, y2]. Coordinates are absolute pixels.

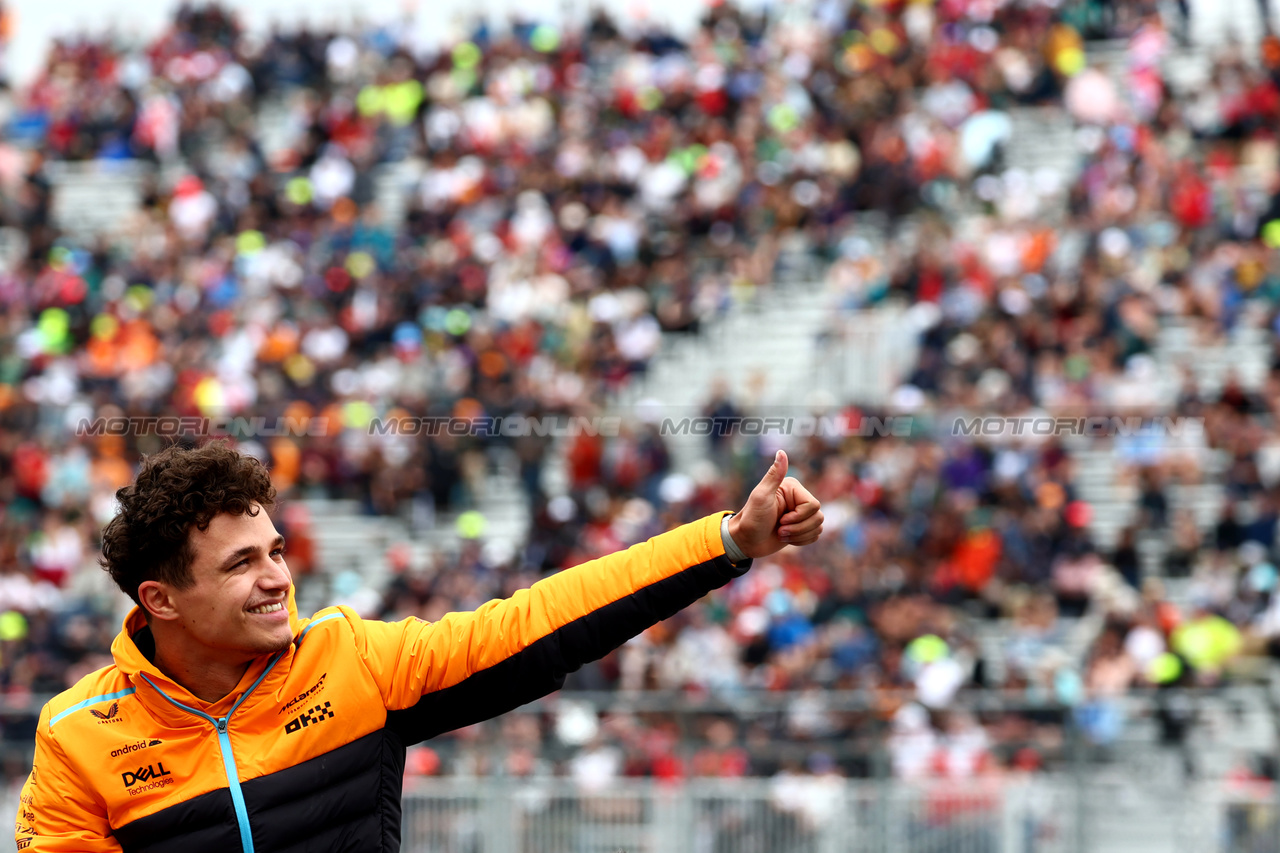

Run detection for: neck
[[150, 632, 254, 704]]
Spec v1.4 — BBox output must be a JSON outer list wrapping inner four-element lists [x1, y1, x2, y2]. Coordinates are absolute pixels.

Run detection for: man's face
[[168, 506, 294, 665]]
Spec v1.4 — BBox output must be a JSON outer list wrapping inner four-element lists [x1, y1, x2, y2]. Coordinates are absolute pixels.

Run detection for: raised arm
[[347, 450, 823, 742]]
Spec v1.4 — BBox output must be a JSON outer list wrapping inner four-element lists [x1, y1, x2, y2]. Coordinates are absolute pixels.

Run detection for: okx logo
[[122, 763, 172, 788], [284, 701, 336, 734]]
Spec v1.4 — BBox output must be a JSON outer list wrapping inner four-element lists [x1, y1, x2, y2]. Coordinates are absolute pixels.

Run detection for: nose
[[259, 555, 292, 592]]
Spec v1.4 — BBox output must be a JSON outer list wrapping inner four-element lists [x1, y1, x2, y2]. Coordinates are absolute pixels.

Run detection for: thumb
[[757, 450, 787, 494]]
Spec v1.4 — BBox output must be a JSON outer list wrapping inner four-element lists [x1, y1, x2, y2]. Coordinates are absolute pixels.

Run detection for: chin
[[265, 630, 295, 652], [247, 629, 294, 656]]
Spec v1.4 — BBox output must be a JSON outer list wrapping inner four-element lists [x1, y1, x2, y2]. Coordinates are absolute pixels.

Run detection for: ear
[[137, 581, 182, 623]]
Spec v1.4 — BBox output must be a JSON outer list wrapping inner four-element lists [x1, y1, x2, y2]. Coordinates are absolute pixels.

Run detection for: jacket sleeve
[[15, 704, 121, 852], [347, 511, 749, 743]]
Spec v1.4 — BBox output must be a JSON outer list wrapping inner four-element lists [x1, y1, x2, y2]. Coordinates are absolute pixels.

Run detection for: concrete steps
[[1070, 314, 1265, 558], [253, 96, 305, 167], [290, 498, 399, 617], [1014, 3, 1278, 228], [602, 215, 927, 474], [46, 160, 152, 239], [372, 158, 424, 226], [1004, 107, 1079, 185], [1181, 0, 1279, 48], [292, 451, 530, 616], [1156, 321, 1271, 400], [607, 279, 836, 473], [607, 283, 922, 474]]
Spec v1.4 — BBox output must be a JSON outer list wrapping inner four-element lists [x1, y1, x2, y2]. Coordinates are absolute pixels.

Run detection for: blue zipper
[[139, 652, 285, 853]]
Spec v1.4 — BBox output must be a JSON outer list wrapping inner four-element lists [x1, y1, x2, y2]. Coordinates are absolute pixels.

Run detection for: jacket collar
[[111, 587, 304, 725]]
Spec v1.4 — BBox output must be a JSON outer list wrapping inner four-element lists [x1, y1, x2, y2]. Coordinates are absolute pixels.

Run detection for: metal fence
[[398, 777, 1069, 853], [399, 773, 1090, 850], [392, 777, 1280, 853], [2, 678, 1280, 852], [1, 775, 1279, 853]]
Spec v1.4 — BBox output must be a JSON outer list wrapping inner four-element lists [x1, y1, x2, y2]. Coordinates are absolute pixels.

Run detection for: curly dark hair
[[101, 441, 277, 605]]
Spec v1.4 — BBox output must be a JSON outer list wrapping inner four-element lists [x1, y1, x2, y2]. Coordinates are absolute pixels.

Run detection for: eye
[[272, 546, 286, 559]]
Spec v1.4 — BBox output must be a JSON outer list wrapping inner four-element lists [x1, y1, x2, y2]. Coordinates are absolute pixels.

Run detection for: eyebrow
[[219, 535, 286, 571]]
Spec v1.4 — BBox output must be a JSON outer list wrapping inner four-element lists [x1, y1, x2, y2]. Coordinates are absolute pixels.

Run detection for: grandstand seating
[[6, 6, 1280, 851]]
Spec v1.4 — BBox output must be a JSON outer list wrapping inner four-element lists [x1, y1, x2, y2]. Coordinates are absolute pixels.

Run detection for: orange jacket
[[16, 512, 744, 852]]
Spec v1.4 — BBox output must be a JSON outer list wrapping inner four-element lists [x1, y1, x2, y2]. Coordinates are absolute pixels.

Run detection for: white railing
[[399, 777, 1066, 853], [0, 775, 1271, 853]]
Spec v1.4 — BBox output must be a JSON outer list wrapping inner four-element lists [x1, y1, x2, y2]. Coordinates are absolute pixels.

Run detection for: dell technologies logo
[[122, 764, 172, 788]]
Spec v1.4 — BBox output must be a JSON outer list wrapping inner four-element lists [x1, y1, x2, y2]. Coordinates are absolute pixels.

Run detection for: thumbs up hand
[[726, 451, 824, 560]]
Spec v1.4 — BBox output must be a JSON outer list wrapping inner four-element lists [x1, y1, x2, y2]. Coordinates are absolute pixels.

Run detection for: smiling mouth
[[247, 603, 285, 615]]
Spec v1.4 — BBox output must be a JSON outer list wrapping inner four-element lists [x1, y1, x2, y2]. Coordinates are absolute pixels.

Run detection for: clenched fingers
[[776, 478, 823, 543]]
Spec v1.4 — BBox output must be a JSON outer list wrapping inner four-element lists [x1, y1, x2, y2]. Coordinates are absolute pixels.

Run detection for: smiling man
[[15, 440, 822, 852], [141, 507, 294, 703]]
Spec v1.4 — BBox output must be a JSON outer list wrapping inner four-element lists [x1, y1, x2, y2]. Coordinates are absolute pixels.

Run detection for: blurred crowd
[[1, 0, 1280, 788]]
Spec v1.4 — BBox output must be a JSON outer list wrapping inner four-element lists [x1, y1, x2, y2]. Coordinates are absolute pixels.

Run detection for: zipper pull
[[216, 718, 227, 734]]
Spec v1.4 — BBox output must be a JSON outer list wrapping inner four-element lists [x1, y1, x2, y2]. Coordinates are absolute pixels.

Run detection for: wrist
[[721, 513, 748, 563]]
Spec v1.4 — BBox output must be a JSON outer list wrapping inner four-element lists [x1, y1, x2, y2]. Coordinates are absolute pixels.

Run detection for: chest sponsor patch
[[110, 739, 162, 758], [90, 702, 124, 724], [278, 673, 327, 716], [123, 763, 174, 796], [284, 701, 336, 734]]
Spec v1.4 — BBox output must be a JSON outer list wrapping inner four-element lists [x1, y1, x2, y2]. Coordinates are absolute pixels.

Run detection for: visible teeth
[[248, 603, 283, 614]]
